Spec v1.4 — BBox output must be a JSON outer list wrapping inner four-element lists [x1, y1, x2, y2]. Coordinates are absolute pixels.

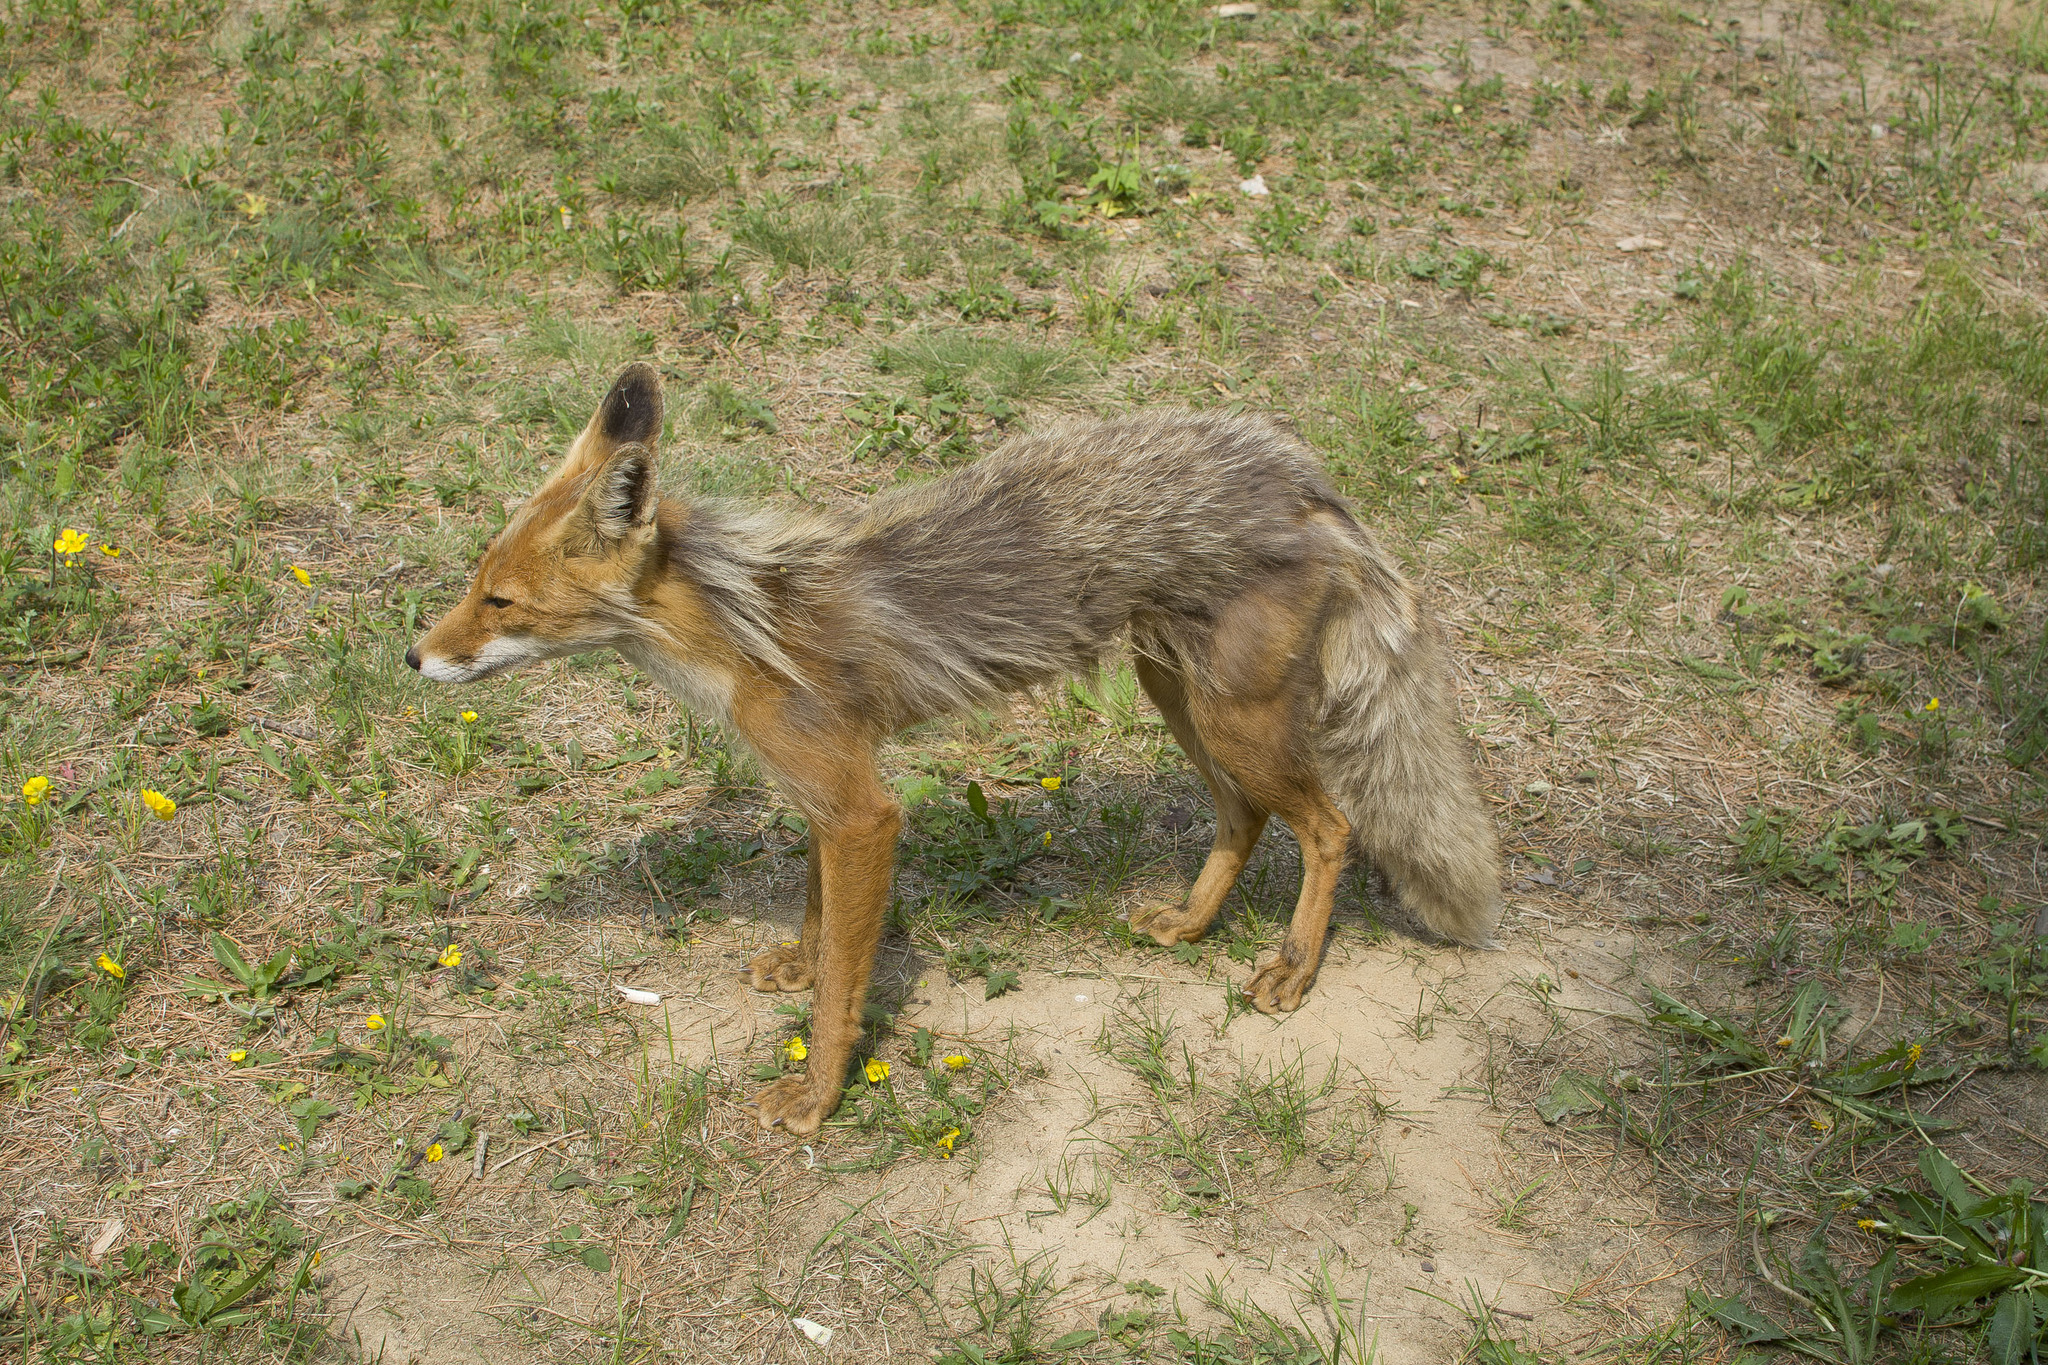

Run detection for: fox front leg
[[746, 841, 822, 992], [748, 798, 900, 1137]]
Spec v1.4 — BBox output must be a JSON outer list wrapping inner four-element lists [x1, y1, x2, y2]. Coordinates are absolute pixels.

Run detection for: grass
[[2, 0, 2047, 1356]]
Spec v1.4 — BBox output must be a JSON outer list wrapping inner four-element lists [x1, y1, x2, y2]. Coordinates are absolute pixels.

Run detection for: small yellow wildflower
[[460, 710, 478, 724], [1924, 697, 1940, 712], [936, 1127, 960, 1157], [96, 953, 124, 980], [311, 1251, 322, 1267], [101, 543, 120, 557], [865, 1058, 890, 1084], [54, 528, 89, 556], [1907, 1043, 1923, 1065], [943, 1054, 971, 1070], [21, 775, 49, 806], [240, 192, 268, 218], [1040, 776, 1061, 791], [291, 564, 312, 588], [1043, 831, 1053, 846], [1776, 1035, 1795, 1048], [785, 1035, 807, 1061], [229, 1049, 247, 1064], [1856, 1218, 1876, 1229], [1811, 1116, 1833, 1133], [1451, 467, 1469, 484], [279, 1140, 294, 1151], [425, 1143, 445, 1163], [141, 789, 177, 821], [437, 944, 463, 969], [365, 1013, 387, 1031]]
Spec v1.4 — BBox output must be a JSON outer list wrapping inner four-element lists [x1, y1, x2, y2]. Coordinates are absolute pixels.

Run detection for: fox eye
[[483, 595, 514, 609]]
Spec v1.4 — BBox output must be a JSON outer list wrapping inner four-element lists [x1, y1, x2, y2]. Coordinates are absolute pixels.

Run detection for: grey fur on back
[[660, 409, 1501, 945]]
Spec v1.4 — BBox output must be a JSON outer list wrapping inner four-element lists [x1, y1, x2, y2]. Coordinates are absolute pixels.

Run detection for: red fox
[[408, 363, 1501, 1136]]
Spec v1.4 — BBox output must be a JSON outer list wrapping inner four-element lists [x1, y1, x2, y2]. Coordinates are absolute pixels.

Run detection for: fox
[[407, 362, 1502, 1136]]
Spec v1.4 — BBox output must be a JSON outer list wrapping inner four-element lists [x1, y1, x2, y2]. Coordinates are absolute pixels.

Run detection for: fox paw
[[749, 1076, 839, 1136], [1131, 902, 1213, 948], [746, 943, 814, 993], [1245, 950, 1318, 1014]]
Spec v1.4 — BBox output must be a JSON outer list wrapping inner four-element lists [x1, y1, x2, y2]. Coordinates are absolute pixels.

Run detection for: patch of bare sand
[[832, 921, 1694, 1362], [319, 904, 1698, 1362]]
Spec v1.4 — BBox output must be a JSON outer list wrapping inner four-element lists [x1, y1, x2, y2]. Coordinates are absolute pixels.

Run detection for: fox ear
[[554, 362, 663, 485], [575, 443, 657, 546]]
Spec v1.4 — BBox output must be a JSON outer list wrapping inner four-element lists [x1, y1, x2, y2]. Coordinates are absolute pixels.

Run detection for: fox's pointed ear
[[553, 362, 664, 485], [573, 444, 659, 548], [574, 443, 658, 548]]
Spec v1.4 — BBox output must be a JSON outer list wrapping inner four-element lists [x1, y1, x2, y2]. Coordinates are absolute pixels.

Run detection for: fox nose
[[404, 646, 422, 672]]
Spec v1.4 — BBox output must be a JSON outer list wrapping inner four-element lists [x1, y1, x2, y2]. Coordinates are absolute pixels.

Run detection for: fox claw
[[750, 1076, 836, 1136], [1132, 902, 1211, 947], [1245, 952, 1317, 1014], [746, 944, 815, 992]]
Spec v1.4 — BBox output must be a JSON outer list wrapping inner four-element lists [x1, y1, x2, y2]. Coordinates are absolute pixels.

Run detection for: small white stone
[[1239, 174, 1269, 196], [792, 1317, 834, 1347]]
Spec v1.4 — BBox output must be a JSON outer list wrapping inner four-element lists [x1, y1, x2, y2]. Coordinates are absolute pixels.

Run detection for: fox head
[[406, 362, 668, 683]]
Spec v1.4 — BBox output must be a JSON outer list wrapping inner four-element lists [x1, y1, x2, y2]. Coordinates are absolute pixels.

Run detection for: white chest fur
[[619, 642, 737, 724]]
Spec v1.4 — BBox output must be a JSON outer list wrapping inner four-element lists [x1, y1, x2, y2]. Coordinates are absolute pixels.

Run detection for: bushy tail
[[1311, 536, 1501, 947]]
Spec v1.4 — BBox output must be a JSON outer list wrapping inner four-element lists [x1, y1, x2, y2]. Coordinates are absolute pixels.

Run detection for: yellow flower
[[311, 1251, 322, 1267], [1856, 1218, 1876, 1229], [1776, 1035, 1795, 1048], [365, 1014, 386, 1031], [936, 1127, 960, 1157], [291, 564, 312, 588], [437, 944, 462, 968], [240, 192, 268, 218], [1923, 697, 1939, 712], [784, 1035, 807, 1061], [943, 1054, 970, 1070], [460, 710, 478, 724], [865, 1058, 890, 1084], [96, 953, 124, 980], [1811, 1116, 1833, 1133], [1042, 831, 1052, 845], [1040, 776, 1061, 791], [100, 543, 120, 557], [425, 1143, 445, 1163], [53, 528, 89, 555], [229, 1049, 247, 1063], [141, 789, 177, 820], [21, 775, 49, 806], [1907, 1043, 1923, 1065]]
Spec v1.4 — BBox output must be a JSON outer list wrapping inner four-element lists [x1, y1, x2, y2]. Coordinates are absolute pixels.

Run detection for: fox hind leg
[[747, 842, 821, 992], [1129, 656, 1269, 948], [1183, 687, 1352, 1014]]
